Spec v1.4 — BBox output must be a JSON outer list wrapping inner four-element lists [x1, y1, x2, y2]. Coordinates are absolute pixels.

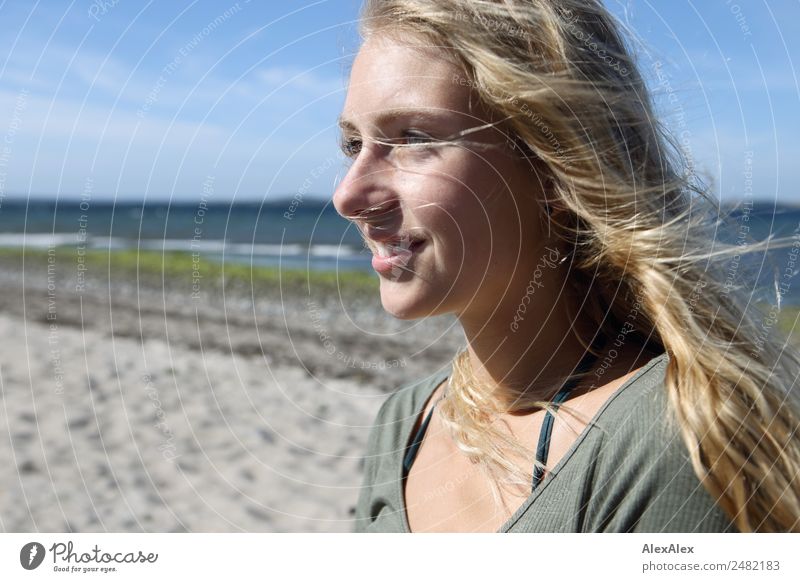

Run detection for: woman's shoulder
[[582, 351, 737, 532], [588, 349, 685, 465], [593, 350, 671, 431], [366, 364, 453, 450], [355, 368, 451, 533], [377, 365, 451, 421]]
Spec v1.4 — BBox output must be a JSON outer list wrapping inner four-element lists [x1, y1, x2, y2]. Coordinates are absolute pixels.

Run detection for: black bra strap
[[403, 404, 436, 477], [531, 343, 602, 490]]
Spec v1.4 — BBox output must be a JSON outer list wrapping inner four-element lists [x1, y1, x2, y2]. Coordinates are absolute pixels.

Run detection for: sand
[[0, 255, 464, 532]]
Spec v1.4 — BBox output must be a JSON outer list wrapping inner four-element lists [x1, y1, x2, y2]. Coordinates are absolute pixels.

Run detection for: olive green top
[[353, 351, 737, 532]]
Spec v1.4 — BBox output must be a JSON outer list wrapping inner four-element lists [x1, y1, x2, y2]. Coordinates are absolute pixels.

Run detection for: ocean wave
[[0, 233, 80, 248]]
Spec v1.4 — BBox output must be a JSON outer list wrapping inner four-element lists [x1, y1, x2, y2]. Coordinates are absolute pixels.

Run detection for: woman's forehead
[[341, 35, 475, 130]]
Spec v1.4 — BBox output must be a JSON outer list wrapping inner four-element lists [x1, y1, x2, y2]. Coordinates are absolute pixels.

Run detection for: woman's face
[[333, 32, 551, 321]]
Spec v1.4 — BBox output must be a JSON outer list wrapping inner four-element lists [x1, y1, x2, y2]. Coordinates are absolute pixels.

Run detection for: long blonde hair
[[358, 0, 800, 531]]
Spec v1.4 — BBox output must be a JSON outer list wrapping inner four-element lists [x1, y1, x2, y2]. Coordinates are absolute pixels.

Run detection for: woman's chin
[[378, 280, 431, 320], [379, 292, 419, 320]]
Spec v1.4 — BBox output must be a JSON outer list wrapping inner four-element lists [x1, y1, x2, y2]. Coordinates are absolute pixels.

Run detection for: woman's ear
[[540, 193, 563, 220]]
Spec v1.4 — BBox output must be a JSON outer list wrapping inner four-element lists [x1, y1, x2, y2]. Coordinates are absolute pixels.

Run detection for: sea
[[0, 197, 370, 273], [1, 197, 800, 306]]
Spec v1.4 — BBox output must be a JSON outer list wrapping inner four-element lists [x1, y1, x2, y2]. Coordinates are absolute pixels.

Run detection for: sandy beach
[[0, 250, 464, 532]]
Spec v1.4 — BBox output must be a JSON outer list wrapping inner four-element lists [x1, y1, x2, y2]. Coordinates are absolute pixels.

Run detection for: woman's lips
[[370, 238, 426, 276]]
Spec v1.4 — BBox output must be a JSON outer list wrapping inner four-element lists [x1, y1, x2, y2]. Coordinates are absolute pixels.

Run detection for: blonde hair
[[358, 0, 800, 531]]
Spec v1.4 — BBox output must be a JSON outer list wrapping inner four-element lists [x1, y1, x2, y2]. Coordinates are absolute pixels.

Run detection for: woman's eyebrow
[[337, 108, 453, 132]]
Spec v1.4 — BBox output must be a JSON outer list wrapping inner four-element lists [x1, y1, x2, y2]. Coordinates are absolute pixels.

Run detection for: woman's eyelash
[[399, 130, 434, 145]]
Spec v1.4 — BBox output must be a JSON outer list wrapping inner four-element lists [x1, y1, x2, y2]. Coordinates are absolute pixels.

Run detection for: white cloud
[[253, 65, 344, 97]]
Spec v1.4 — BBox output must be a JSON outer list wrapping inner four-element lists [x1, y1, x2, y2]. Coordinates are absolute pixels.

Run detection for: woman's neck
[[457, 294, 602, 412]]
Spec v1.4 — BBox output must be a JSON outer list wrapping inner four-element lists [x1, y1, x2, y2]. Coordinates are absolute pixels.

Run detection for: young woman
[[333, 0, 800, 532]]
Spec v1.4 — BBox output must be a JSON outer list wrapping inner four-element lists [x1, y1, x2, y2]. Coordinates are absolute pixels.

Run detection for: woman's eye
[[340, 136, 362, 157], [338, 130, 435, 160]]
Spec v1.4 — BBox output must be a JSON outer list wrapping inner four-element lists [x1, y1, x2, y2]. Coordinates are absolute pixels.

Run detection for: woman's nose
[[332, 145, 395, 221]]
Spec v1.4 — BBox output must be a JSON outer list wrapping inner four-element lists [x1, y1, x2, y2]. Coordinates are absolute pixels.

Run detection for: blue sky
[[0, 0, 797, 204]]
